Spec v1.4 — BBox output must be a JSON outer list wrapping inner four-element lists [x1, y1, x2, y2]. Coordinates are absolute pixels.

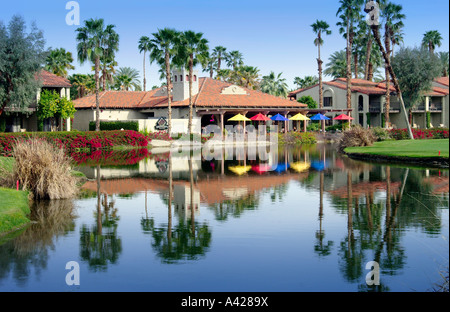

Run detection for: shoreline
[[344, 152, 449, 168]]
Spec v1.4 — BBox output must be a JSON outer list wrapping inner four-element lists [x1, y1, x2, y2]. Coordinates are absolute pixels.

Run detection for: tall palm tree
[[236, 65, 260, 90], [336, 0, 364, 111], [294, 76, 319, 89], [324, 50, 350, 79], [138, 36, 151, 91], [212, 46, 227, 74], [69, 73, 95, 99], [382, 2, 405, 128], [366, 1, 413, 139], [437, 51, 449, 77], [202, 51, 216, 78], [149, 28, 180, 135], [260, 71, 289, 98], [225, 50, 244, 71], [311, 20, 332, 132], [45, 48, 75, 78], [422, 30, 443, 55], [76, 18, 118, 131], [177, 31, 209, 136], [100, 25, 119, 91]]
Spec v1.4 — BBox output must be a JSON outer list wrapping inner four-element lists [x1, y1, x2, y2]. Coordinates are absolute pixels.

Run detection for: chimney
[[172, 68, 199, 102]]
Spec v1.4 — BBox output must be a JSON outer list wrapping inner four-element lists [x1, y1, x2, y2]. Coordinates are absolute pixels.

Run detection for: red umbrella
[[333, 114, 354, 120], [250, 113, 271, 121]]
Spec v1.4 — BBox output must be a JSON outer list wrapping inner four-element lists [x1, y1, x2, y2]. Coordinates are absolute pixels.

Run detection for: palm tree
[[236, 65, 260, 90], [294, 76, 319, 89], [382, 2, 405, 128], [311, 20, 332, 132], [336, 0, 364, 111], [225, 50, 244, 71], [148, 28, 180, 135], [324, 50, 349, 79], [260, 71, 289, 98], [100, 25, 119, 91], [69, 73, 95, 99], [76, 18, 118, 131], [366, 2, 414, 139], [202, 51, 216, 78], [45, 48, 75, 78], [114, 67, 141, 91], [138, 36, 151, 91], [422, 30, 443, 55], [212, 46, 227, 75], [177, 31, 209, 136]]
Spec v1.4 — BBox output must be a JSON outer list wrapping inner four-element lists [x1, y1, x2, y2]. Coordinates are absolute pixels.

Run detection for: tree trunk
[[371, 25, 414, 140], [354, 53, 358, 79], [165, 50, 172, 135], [143, 52, 146, 91], [210, 62, 214, 78], [384, 28, 391, 129], [346, 19, 352, 111], [318, 33, 325, 133], [364, 29, 372, 80], [95, 57, 101, 131], [188, 54, 194, 137]]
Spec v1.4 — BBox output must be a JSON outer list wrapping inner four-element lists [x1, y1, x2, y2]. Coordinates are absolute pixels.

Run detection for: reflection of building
[[173, 184, 201, 220]]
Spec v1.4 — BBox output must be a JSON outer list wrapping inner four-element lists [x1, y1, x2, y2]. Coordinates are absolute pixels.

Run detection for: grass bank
[[0, 187, 30, 235], [344, 139, 449, 167]]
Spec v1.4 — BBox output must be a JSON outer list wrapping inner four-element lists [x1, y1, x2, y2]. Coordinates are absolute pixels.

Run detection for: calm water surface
[[0, 144, 448, 292]]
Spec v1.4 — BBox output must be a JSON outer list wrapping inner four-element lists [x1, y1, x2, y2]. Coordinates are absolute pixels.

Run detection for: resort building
[[288, 77, 449, 129], [72, 69, 309, 134], [1, 70, 72, 132]]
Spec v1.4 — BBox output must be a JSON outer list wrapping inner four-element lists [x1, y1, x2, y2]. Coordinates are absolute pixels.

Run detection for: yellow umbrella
[[289, 113, 310, 132], [228, 165, 252, 176], [290, 161, 311, 173], [228, 113, 251, 121]]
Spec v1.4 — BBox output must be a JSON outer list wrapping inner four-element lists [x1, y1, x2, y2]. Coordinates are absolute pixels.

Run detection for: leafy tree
[[297, 95, 318, 109], [45, 48, 75, 78], [391, 46, 442, 110], [38, 89, 76, 131], [0, 15, 46, 116]]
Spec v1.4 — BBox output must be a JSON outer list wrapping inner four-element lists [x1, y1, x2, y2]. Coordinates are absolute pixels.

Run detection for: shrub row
[[0, 130, 149, 156], [388, 128, 449, 140], [278, 132, 317, 145], [89, 120, 139, 131]]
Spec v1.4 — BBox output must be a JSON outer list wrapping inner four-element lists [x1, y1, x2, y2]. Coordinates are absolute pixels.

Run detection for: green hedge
[[89, 120, 139, 131]]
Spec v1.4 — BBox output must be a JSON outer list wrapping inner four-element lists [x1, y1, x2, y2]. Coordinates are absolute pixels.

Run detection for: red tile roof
[[36, 70, 72, 88], [74, 78, 307, 110], [434, 77, 449, 87]]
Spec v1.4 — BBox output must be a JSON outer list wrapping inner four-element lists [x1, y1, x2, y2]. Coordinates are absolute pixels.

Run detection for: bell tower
[[172, 68, 199, 102]]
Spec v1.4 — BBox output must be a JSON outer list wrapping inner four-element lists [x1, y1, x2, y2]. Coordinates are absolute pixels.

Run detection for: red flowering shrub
[[0, 130, 149, 156], [388, 128, 449, 140], [71, 148, 150, 167]]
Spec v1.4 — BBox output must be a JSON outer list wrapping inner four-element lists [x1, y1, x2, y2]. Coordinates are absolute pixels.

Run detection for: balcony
[[369, 104, 381, 113], [389, 103, 401, 112], [429, 103, 443, 112], [412, 103, 426, 112]]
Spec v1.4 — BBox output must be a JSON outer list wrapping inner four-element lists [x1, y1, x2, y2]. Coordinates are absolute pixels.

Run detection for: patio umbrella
[[310, 113, 330, 121], [274, 163, 290, 173], [228, 113, 251, 133], [271, 114, 289, 133], [290, 113, 310, 132], [333, 113, 353, 130], [250, 113, 271, 133], [311, 160, 328, 171], [251, 163, 272, 175]]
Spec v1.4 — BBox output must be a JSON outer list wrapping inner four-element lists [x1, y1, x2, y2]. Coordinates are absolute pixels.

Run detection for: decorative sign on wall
[[155, 117, 169, 130]]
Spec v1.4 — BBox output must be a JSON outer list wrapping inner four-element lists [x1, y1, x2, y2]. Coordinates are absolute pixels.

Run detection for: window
[[180, 75, 183, 82], [186, 75, 189, 81], [174, 76, 177, 82], [358, 95, 364, 111], [324, 97, 333, 107], [194, 75, 197, 82]]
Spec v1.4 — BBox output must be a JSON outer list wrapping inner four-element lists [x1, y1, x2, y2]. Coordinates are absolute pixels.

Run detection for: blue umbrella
[[311, 160, 327, 171], [271, 113, 289, 121], [274, 163, 290, 173], [310, 113, 330, 121]]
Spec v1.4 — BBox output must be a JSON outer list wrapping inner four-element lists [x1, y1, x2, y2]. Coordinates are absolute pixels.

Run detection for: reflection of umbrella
[[251, 164, 272, 174], [310, 113, 330, 121], [290, 161, 311, 173], [311, 160, 327, 171], [274, 163, 290, 173], [228, 113, 251, 121], [250, 113, 271, 121], [271, 113, 289, 121], [228, 165, 252, 175]]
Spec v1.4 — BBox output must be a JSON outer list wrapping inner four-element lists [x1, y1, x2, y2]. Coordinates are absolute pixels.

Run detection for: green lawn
[[345, 139, 449, 158], [0, 187, 30, 234]]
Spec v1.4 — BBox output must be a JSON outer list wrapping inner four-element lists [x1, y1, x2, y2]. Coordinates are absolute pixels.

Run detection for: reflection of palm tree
[[314, 171, 334, 257]]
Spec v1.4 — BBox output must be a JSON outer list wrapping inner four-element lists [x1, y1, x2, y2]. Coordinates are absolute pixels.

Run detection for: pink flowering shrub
[[389, 128, 449, 140]]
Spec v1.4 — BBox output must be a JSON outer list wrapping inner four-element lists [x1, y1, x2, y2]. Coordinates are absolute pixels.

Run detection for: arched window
[[186, 75, 189, 81], [174, 75, 177, 82], [180, 75, 183, 82], [193, 75, 197, 82], [358, 95, 364, 111]]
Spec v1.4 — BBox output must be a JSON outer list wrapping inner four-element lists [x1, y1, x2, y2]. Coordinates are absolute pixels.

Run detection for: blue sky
[[1, 0, 449, 90]]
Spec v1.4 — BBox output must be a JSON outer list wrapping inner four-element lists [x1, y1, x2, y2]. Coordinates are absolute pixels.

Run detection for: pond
[[0, 143, 448, 292]]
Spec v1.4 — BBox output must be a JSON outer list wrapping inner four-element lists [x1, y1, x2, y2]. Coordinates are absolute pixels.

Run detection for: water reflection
[[0, 144, 448, 291]]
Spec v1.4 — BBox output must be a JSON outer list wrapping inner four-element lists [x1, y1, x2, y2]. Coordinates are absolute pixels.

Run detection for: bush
[[338, 126, 377, 152], [7, 138, 78, 200], [371, 127, 391, 141], [307, 123, 320, 132], [89, 120, 139, 131], [279, 132, 317, 145], [0, 130, 149, 156], [388, 128, 449, 140]]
